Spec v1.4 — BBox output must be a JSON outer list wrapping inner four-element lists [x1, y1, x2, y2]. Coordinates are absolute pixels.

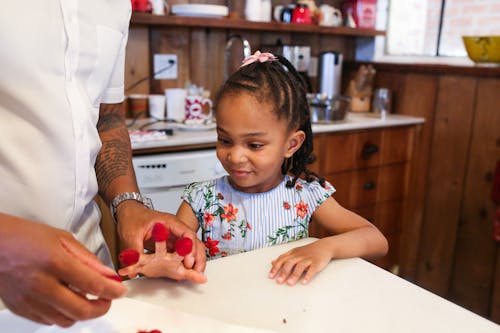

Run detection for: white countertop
[[123, 238, 497, 333], [1, 238, 498, 332], [130, 113, 424, 151]]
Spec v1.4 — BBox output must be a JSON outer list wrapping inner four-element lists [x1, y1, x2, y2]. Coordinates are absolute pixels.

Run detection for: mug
[[150, 0, 167, 15], [292, 4, 312, 24], [165, 88, 187, 122], [132, 0, 151, 13], [319, 4, 343, 27], [273, 5, 284, 22], [185, 96, 213, 122], [148, 94, 166, 119]]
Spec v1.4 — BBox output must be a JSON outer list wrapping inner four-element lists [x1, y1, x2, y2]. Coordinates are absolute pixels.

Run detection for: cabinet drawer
[[318, 126, 413, 174], [352, 200, 403, 235], [328, 163, 408, 208]]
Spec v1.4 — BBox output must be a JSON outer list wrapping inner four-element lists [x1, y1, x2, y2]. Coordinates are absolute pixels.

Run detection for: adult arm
[[95, 104, 206, 275]]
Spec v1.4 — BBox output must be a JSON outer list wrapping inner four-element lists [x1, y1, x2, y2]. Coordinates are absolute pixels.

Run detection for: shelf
[[131, 13, 385, 37]]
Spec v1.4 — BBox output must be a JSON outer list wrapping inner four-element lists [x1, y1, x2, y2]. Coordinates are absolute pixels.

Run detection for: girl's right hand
[[268, 239, 332, 286]]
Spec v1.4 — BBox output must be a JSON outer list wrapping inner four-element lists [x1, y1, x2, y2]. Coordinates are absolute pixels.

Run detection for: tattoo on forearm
[[96, 103, 132, 194]]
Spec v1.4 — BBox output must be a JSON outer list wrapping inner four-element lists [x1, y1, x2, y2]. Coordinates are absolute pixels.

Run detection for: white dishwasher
[[132, 149, 226, 214]]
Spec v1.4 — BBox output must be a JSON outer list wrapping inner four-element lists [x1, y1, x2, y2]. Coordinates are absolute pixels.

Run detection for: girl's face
[[216, 92, 305, 193]]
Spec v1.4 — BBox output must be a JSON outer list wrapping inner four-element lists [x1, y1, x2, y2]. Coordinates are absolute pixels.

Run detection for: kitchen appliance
[[318, 51, 343, 98], [133, 149, 226, 214], [307, 93, 351, 123], [261, 42, 312, 92]]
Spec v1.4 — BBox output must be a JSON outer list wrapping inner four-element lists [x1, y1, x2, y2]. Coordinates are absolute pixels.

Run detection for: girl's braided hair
[[214, 53, 325, 188]]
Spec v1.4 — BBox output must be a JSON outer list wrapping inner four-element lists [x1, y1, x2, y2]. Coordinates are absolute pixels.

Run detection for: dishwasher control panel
[[132, 149, 225, 188]]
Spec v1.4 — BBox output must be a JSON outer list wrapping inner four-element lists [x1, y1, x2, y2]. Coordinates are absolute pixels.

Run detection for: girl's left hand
[[269, 240, 332, 286]]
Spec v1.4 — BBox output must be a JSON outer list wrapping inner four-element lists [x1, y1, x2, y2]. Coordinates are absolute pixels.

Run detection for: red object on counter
[[342, 0, 377, 29], [131, 0, 151, 13]]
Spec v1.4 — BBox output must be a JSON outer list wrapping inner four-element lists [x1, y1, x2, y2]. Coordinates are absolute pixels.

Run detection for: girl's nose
[[227, 147, 247, 164]]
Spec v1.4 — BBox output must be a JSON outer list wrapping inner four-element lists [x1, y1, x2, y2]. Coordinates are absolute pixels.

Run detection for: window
[[384, 0, 500, 57]]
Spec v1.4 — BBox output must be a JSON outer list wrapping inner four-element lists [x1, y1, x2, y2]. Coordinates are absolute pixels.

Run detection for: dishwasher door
[[132, 149, 226, 214]]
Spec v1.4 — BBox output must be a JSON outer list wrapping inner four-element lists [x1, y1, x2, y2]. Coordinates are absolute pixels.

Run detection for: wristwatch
[[110, 192, 154, 224]]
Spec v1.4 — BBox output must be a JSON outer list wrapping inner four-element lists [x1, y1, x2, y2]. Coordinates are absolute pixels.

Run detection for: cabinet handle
[[361, 143, 379, 160], [363, 181, 376, 190]]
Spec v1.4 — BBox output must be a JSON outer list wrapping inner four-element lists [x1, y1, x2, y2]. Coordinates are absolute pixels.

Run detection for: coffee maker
[[261, 41, 312, 92], [318, 51, 343, 98]]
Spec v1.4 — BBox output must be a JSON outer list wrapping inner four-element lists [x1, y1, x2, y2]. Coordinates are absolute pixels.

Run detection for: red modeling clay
[[118, 249, 140, 266], [175, 237, 193, 256], [151, 222, 169, 242], [105, 274, 123, 282], [137, 330, 162, 333]]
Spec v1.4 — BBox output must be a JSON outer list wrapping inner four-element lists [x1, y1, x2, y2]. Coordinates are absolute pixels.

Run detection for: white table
[[125, 238, 499, 333], [1, 238, 498, 332]]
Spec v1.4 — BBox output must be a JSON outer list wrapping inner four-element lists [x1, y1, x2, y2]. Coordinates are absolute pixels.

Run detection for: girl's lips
[[230, 169, 251, 177]]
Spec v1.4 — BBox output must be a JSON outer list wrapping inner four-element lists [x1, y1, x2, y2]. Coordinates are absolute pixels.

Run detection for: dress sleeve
[[304, 179, 336, 213]]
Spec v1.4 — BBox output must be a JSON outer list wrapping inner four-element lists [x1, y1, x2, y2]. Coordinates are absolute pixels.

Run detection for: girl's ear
[[285, 130, 306, 158]]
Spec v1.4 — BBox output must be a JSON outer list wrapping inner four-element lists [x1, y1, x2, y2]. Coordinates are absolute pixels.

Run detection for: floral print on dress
[[183, 176, 335, 259]]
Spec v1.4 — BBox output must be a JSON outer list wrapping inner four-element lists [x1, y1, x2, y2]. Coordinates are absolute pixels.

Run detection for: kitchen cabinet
[[309, 125, 416, 272]]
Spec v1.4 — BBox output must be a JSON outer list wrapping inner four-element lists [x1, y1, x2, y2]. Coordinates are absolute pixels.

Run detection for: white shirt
[[0, 1, 131, 266]]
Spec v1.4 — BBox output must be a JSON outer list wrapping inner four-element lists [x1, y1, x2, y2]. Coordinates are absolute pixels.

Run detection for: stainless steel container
[[307, 93, 351, 123], [317, 51, 343, 98]]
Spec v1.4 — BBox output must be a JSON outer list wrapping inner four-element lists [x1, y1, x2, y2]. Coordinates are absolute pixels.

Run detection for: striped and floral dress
[[182, 175, 335, 259]]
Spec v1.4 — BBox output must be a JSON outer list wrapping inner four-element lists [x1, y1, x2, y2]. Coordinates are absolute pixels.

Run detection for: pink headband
[[241, 50, 277, 67]]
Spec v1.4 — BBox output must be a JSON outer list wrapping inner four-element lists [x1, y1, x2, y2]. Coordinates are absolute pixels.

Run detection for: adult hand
[[0, 213, 127, 327], [268, 239, 332, 286], [116, 201, 207, 277]]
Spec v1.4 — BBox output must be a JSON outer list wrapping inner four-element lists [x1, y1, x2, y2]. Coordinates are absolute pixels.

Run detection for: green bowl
[[462, 36, 500, 63]]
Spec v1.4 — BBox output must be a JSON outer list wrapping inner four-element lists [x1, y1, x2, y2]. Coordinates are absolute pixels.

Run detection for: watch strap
[[110, 192, 154, 224]]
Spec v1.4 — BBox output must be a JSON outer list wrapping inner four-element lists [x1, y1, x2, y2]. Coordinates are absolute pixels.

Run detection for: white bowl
[[171, 4, 229, 18]]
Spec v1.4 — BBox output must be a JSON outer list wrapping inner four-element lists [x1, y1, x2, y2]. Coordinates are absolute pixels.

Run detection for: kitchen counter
[[1, 238, 498, 332], [130, 113, 424, 154]]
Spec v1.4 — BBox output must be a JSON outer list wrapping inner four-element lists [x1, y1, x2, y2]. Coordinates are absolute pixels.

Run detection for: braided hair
[[214, 54, 325, 188]]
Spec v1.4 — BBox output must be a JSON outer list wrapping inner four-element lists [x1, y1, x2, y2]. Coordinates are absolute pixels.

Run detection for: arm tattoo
[[95, 103, 132, 195]]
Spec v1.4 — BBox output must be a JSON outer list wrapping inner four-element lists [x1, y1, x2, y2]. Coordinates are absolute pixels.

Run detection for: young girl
[[176, 51, 388, 286]]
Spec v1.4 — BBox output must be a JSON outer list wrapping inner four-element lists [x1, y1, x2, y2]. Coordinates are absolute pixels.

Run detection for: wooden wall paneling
[[448, 78, 500, 318], [415, 75, 477, 296], [205, 29, 227, 96], [396, 73, 438, 280], [125, 26, 150, 95], [150, 27, 190, 93], [189, 28, 209, 90]]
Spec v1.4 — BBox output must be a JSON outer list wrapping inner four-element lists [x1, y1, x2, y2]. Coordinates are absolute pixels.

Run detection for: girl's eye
[[217, 137, 231, 145], [249, 143, 264, 149]]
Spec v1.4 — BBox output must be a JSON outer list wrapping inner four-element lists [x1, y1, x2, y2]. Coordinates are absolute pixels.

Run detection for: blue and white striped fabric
[[182, 175, 335, 259]]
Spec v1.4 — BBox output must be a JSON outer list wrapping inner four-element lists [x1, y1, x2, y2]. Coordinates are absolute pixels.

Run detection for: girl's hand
[[117, 251, 207, 284], [269, 240, 332, 286]]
